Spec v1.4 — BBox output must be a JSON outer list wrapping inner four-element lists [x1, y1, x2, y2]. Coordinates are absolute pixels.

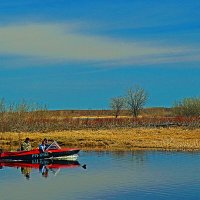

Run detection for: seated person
[[39, 138, 49, 152], [21, 138, 32, 151]]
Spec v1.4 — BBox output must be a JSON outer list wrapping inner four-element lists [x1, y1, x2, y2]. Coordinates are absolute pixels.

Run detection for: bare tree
[[110, 97, 124, 118], [126, 86, 148, 117]]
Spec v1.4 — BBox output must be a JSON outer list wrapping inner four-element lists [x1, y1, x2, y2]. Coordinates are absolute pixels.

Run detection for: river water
[[0, 151, 200, 200]]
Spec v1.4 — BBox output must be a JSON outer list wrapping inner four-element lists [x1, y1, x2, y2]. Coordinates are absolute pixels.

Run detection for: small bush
[[173, 97, 200, 117]]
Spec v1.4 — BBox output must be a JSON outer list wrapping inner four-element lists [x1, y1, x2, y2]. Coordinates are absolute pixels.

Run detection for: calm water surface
[[1, 151, 200, 200]]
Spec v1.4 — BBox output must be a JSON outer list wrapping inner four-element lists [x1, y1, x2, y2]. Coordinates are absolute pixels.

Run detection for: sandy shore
[[1, 127, 200, 151]]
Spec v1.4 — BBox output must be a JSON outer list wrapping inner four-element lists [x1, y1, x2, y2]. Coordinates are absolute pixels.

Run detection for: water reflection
[[0, 159, 81, 179], [1, 151, 200, 200], [21, 166, 32, 179]]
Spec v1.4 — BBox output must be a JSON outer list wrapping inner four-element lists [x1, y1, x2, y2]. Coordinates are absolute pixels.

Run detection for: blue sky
[[0, 0, 200, 109]]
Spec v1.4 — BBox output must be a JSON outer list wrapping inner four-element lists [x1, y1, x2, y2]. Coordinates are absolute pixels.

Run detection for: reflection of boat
[[0, 141, 80, 161], [0, 159, 81, 179], [0, 159, 81, 169]]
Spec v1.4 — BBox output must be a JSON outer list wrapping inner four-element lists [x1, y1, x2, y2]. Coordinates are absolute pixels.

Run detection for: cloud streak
[[0, 23, 199, 67]]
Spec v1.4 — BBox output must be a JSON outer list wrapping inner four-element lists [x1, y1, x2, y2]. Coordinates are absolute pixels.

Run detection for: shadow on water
[[0, 159, 86, 180]]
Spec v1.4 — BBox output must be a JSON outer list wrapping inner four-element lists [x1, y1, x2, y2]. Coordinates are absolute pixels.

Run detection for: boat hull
[[0, 148, 80, 161]]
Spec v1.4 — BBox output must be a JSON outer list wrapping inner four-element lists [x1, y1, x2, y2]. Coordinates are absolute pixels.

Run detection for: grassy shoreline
[[1, 127, 200, 152]]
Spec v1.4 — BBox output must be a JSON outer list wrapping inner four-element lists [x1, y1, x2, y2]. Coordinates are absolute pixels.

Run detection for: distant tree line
[[0, 99, 47, 132], [0, 90, 200, 133], [0, 98, 47, 113], [110, 85, 200, 118]]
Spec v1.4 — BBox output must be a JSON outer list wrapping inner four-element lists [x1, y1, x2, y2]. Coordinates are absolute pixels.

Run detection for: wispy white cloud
[[0, 22, 199, 67]]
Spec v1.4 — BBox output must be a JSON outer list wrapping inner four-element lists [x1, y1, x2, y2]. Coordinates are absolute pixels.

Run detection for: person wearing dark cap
[[21, 138, 32, 151]]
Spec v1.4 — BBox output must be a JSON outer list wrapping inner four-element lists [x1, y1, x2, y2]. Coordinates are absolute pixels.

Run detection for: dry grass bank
[[1, 128, 200, 151]]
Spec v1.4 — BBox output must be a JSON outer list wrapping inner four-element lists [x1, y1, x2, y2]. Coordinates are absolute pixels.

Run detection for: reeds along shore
[[1, 128, 200, 152]]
